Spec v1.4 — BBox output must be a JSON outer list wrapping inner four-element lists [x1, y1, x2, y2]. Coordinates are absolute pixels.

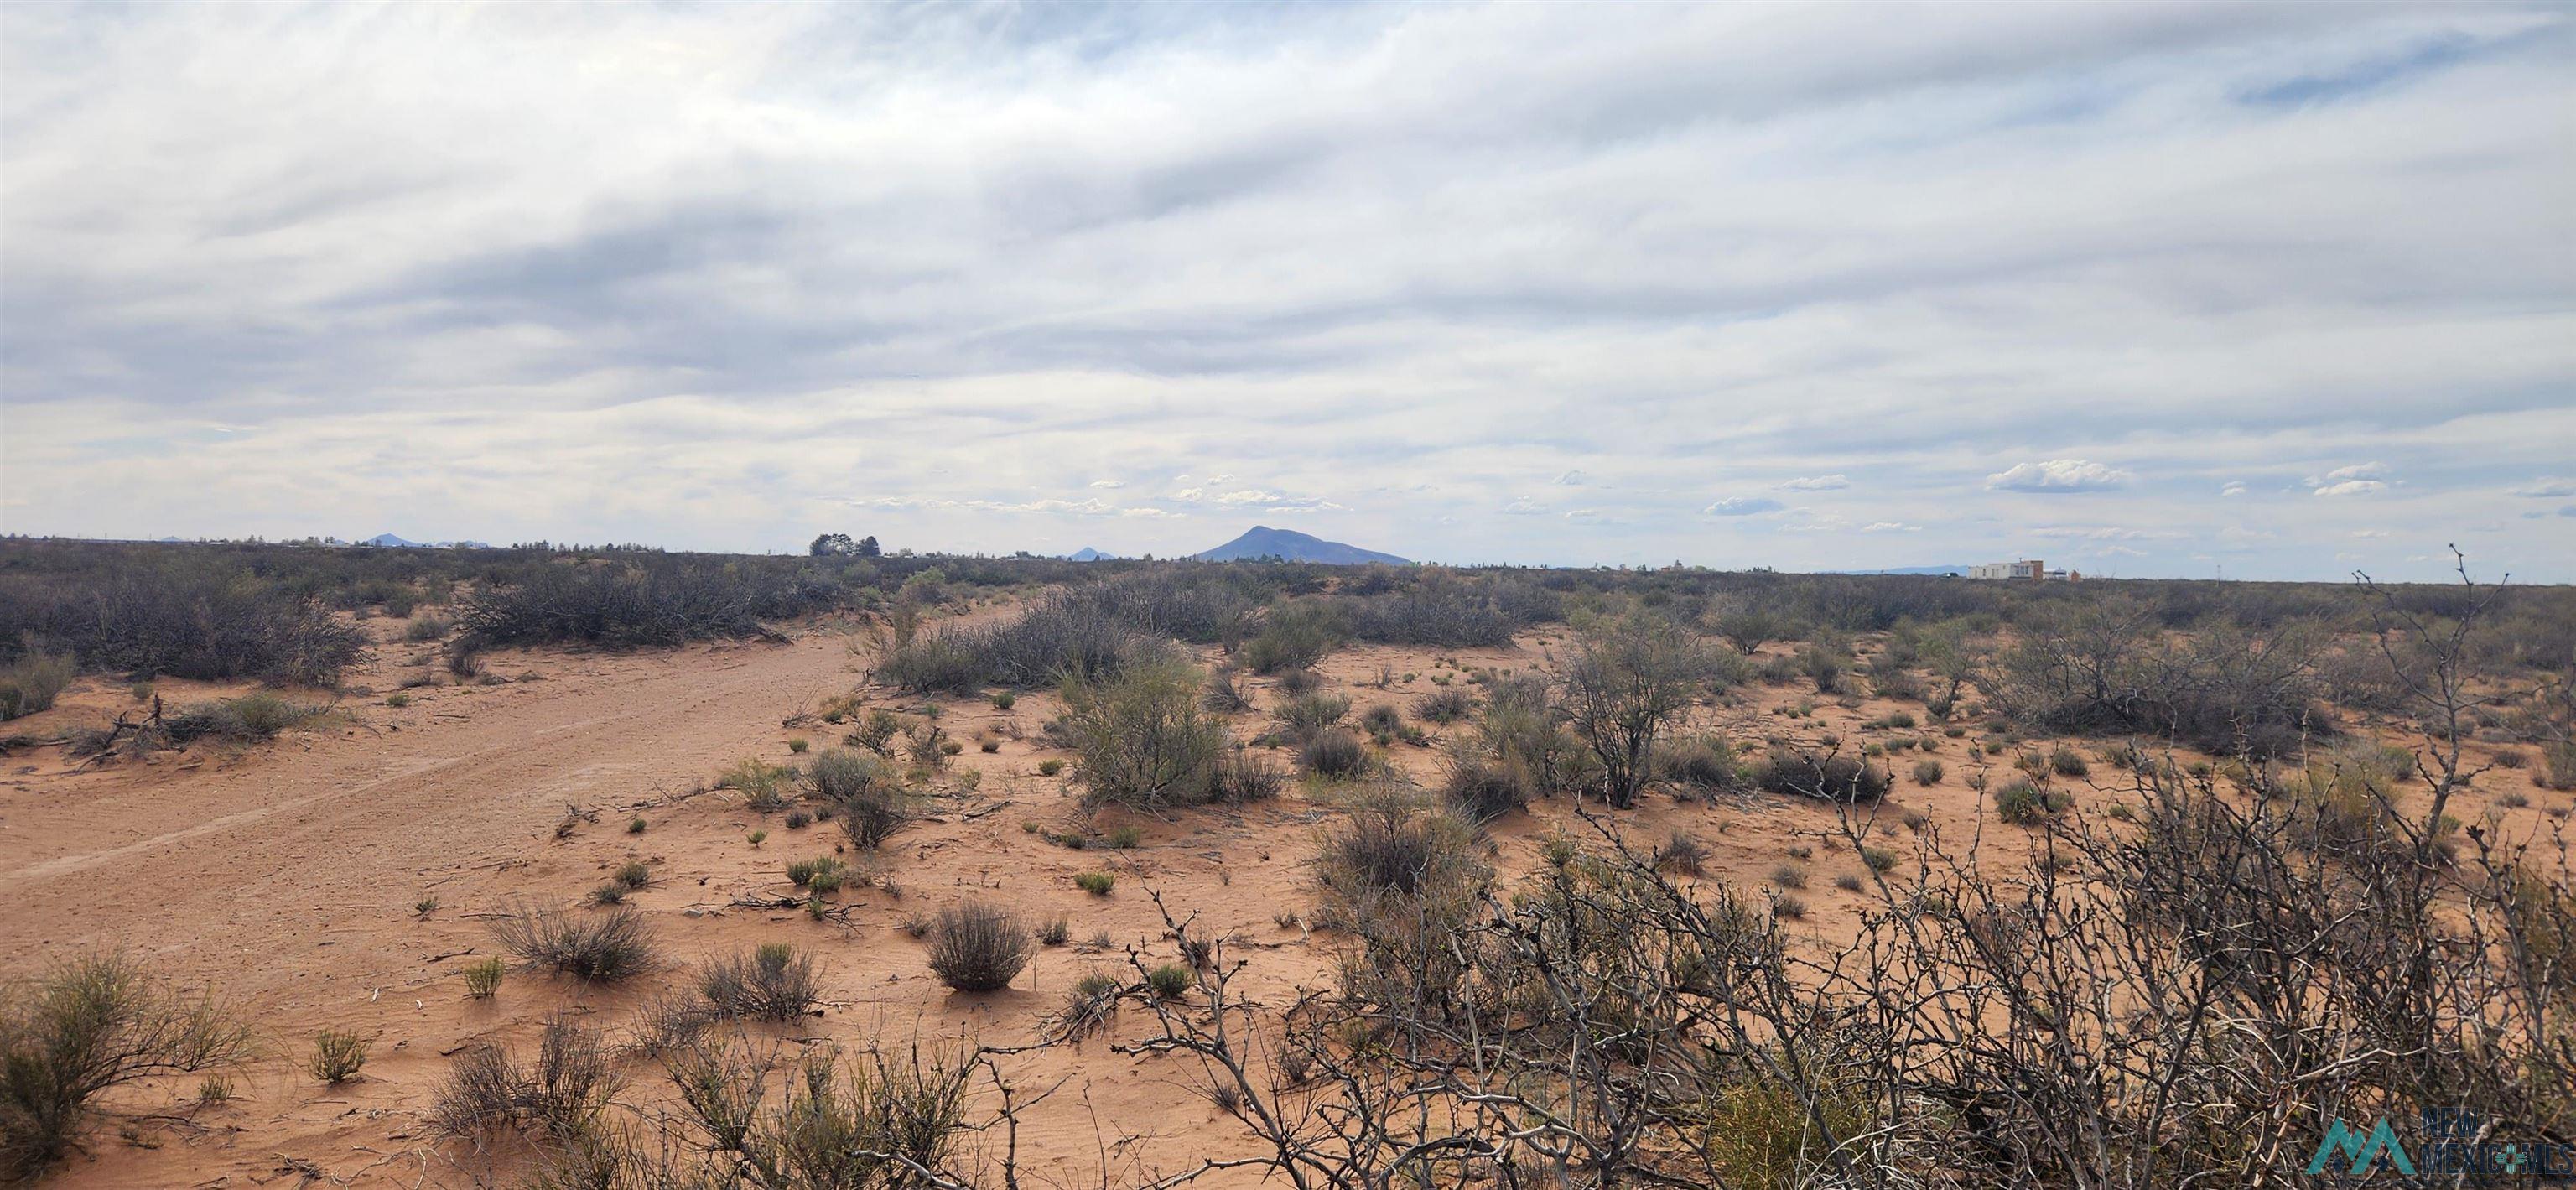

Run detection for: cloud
[[2510, 479, 2576, 498], [1500, 496, 1550, 516], [1088, 479, 1125, 489], [1, 3, 2570, 579], [2028, 526, 2185, 541], [2220, 481, 2247, 497], [1986, 460, 2132, 492], [1555, 470, 1588, 486], [853, 496, 1165, 518], [1705, 496, 1785, 517], [1860, 522, 1920, 533], [2306, 460, 2397, 496]]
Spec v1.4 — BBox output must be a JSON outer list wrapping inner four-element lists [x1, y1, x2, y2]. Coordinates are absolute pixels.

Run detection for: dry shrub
[[1416, 687, 1473, 724], [432, 1013, 620, 1142], [813, 749, 909, 850], [1441, 757, 1531, 823], [491, 902, 660, 981], [0, 652, 73, 721], [1298, 728, 1371, 780], [926, 902, 1031, 992], [0, 953, 252, 1178], [698, 943, 822, 1021], [1057, 650, 1228, 808], [1748, 747, 1892, 803]]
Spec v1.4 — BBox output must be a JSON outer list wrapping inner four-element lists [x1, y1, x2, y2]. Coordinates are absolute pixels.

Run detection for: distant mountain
[[1067, 547, 1114, 562], [1192, 526, 1409, 565], [361, 533, 427, 548]]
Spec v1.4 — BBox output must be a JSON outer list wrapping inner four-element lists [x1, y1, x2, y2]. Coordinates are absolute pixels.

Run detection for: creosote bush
[[0, 953, 252, 1179], [1056, 649, 1228, 809], [0, 652, 74, 721]]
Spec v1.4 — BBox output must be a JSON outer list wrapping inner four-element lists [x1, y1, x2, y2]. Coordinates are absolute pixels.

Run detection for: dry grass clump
[[1298, 728, 1372, 781], [1441, 757, 1532, 824], [697, 943, 822, 1021], [809, 748, 910, 849], [309, 1028, 371, 1083], [1748, 747, 1892, 803], [1274, 689, 1352, 741], [926, 902, 1031, 992], [1316, 790, 1488, 917], [1995, 780, 2072, 825], [491, 902, 660, 981], [1416, 686, 1474, 724], [1214, 749, 1286, 803], [431, 1013, 620, 1143]]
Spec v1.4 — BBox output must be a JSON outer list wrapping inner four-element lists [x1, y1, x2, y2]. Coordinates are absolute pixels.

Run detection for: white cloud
[[1860, 522, 1920, 533], [1555, 470, 1588, 486], [2220, 481, 2247, 497], [1986, 460, 2133, 492], [2314, 480, 2387, 497], [1705, 496, 1785, 517], [2, 3, 2569, 579], [2510, 479, 2576, 498], [1088, 479, 1125, 489]]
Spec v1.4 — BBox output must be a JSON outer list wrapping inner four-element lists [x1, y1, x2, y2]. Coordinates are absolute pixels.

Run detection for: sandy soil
[[2, 611, 2562, 1187]]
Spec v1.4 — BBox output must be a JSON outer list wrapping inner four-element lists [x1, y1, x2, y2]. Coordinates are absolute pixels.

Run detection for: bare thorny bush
[[1034, 559, 2572, 1188]]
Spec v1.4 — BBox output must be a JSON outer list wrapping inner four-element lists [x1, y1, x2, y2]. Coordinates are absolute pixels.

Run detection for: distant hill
[[361, 533, 427, 548], [1192, 526, 1408, 565], [1067, 547, 1114, 562]]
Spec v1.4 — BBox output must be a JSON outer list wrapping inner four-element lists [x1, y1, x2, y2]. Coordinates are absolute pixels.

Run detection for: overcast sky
[[3, 2, 2571, 580]]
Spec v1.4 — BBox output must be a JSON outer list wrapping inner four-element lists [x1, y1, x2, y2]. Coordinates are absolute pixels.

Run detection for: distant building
[[1969, 559, 2044, 580]]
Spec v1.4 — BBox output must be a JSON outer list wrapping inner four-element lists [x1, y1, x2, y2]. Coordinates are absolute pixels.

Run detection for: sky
[[2, 2, 2571, 581]]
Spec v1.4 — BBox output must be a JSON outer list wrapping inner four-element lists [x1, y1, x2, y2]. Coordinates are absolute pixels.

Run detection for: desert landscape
[[6, 4, 2572, 1186], [2, 539, 2570, 1187]]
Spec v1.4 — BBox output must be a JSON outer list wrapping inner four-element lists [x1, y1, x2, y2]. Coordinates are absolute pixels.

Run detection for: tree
[[809, 533, 855, 557], [1561, 612, 1708, 808], [856, 534, 880, 557]]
